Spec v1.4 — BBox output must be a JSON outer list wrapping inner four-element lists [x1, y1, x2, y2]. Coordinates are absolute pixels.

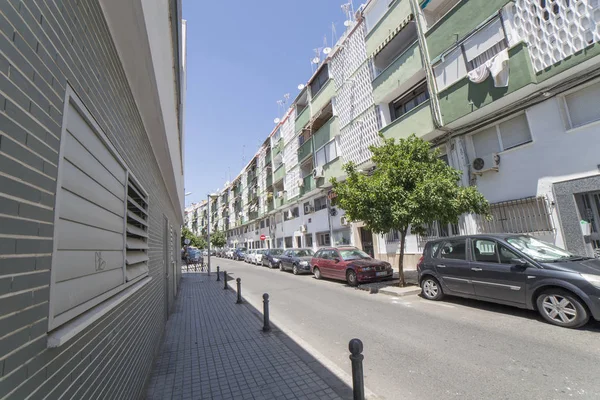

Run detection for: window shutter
[[565, 81, 600, 128], [472, 126, 501, 157], [126, 178, 149, 281], [498, 114, 532, 150]]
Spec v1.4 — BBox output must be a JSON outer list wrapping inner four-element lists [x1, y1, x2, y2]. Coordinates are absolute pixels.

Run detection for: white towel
[[489, 49, 510, 87], [467, 62, 490, 84]]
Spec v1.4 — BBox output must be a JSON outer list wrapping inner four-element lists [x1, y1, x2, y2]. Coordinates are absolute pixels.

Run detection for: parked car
[[311, 246, 393, 286], [226, 249, 235, 259], [187, 248, 201, 263], [255, 250, 265, 265], [245, 249, 258, 264], [417, 234, 600, 329], [279, 248, 315, 275], [262, 249, 285, 268], [233, 248, 247, 261]]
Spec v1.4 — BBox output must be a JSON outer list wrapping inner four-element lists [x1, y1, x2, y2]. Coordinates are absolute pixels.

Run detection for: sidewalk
[[145, 273, 348, 400], [357, 270, 420, 296]]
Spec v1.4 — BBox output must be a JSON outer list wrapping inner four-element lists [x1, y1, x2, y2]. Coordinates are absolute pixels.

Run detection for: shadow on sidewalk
[[146, 272, 356, 400]]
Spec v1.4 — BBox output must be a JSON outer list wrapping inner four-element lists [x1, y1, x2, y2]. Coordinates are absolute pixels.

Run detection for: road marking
[[420, 301, 455, 308]]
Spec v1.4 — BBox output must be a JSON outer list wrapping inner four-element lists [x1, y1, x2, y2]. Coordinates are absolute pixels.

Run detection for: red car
[[310, 246, 393, 286]]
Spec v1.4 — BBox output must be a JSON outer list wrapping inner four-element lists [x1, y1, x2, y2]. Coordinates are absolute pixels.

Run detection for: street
[[210, 257, 600, 400]]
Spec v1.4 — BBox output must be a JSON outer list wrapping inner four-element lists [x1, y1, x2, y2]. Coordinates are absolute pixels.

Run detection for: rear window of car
[[295, 249, 314, 257], [270, 249, 284, 255]]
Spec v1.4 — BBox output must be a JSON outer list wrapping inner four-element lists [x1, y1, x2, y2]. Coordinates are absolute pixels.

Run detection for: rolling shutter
[[126, 178, 149, 281]]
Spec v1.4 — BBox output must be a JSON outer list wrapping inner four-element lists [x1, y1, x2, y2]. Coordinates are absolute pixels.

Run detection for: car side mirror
[[512, 258, 529, 268]]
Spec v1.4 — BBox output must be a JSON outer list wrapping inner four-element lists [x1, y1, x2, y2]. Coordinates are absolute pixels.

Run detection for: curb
[[378, 287, 421, 297]]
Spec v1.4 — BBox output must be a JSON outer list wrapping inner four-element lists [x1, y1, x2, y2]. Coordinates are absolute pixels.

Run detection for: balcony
[[365, 0, 413, 57], [380, 100, 434, 140], [265, 152, 272, 165], [272, 141, 283, 158], [295, 106, 310, 134], [275, 196, 285, 209], [298, 137, 313, 162], [425, 0, 509, 61], [437, 43, 537, 125], [313, 117, 339, 151], [372, 41, 422, 105], [267, 199, 274, 212], [266, 174, 273, 187], [300, 175, 315, 196], [310, 80, 335, 115], [273, 165, 285, 183], [316, 158, 344, 188]]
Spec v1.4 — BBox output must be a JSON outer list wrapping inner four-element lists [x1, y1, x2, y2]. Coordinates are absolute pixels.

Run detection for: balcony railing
[[310, 79, 334, 114], [380, 100, 434, 140], [275, 197, 285, 208], [295, 106, 310, 133], [273, 165, 285, 182], [372, 40, 421, 105], [266, 174, 273, 187], [298, 137, 313, 162], [300, 175, 315, 196], [265, 152, 272, 165], [313, 117, 339, 151]]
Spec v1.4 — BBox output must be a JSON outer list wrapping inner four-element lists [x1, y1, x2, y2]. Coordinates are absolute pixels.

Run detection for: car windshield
[[506, 236, 576, 262], [295, 249, 314, 257], [270, 249, 284, 255], [189, 250, 199, 257], [340, 249, 371, 260]]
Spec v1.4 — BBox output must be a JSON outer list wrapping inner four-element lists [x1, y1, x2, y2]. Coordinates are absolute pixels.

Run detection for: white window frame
[[315, 138, 339, 168], [467, 112, 533, 158], [48, 86, 150, 333]]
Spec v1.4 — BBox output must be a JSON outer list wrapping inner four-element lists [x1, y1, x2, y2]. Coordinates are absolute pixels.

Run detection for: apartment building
[[201, 0, 600, 265], [0, 1, 185, 398]]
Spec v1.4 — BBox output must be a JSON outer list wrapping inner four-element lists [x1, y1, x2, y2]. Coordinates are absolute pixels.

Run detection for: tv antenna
[[341, 2, 355, 28], [297, 84, 305, 90], [323, 35, 332, 56]]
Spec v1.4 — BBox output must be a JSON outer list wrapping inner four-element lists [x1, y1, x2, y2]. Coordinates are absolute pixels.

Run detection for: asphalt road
[[208, 257, 600, 400]]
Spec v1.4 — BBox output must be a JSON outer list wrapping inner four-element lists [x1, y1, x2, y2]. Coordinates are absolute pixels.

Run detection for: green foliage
[[331, 134, 489, 285], [181, 227, 206, 249], [210, 231, 227, 248]]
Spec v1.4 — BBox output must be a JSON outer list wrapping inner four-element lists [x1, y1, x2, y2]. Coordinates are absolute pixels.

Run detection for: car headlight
[[582, 273, 600, 289], [300, 261, 309, 266], [359, 266, 373, 272], [273, 258, 279, 262]]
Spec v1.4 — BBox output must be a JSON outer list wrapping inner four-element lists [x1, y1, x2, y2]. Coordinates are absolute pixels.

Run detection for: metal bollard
[[262, 293, 271, 332], [349, 339, 365, 400], [236, 278, 242, 304], [217, 266, 221, 281], [223, 271, 228, 290]]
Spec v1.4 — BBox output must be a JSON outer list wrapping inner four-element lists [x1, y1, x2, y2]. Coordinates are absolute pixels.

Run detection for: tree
[[210, 231, 227, 249], [181, 227, 206, 249], [331, 134, 489, 287]]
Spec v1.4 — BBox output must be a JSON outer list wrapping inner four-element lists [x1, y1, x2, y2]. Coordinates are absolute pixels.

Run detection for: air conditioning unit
[[304, 204, 314, 214], [313, 166, 324, 179], [277, 191, 284, 198], [471, 153, 501, 175], [298, 179, 305, 187], [341, 216, 350, 225], [300, 224, 307, 233]]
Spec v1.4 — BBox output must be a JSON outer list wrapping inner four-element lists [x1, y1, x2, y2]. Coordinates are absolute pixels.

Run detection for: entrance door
[[163, 216, 170, 320], [578, 191, 600, 257], [360, 228, 374, 257], [296, 236, 302, 248]]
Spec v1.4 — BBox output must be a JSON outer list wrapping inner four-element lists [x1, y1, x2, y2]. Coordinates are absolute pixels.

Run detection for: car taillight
[[417, 255, 424, 271]]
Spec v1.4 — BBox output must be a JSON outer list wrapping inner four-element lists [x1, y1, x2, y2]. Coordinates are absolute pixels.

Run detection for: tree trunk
[[397, 227, 408, 287]]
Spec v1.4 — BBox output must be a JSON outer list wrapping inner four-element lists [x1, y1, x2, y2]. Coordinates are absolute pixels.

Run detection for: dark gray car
[[417, 234, 600, 329], [279, 248, 315, 275]]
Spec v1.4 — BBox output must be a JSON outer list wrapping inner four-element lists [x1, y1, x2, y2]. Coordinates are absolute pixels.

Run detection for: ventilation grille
[[126, 177, 149, 281]]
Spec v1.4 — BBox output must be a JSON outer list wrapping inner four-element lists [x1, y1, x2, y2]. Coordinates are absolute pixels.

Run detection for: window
[[49, 98, 149, 330], [315, 139, 338, 167], [433, 17, 507, 91], [565, 81, 600, 128], [317, 232, 331, 246], [474, 196, 553, 234], [314, 196, 328, 211], [471, 114, 532, 157], [305, 234, 313, 248], [260, 220, 265, 229], [285, 236, 293, 248], [499, 246, 520, 264], [439, 240, 467, 260], [332, 229, 351, 246], [473, 239, 499, 263], [386, 230, 400, 242], [284, 207, 300, 221], [364, 0, 389, 33], [310, 64, 329, 96], [390, 82, 430, 121]]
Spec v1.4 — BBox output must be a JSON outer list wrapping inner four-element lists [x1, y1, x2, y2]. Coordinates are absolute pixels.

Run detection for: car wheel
[[421, 276, 444, 301], [268, 260, 273, 269], [313, 267, 321, 280], [536, 289, 589, 329], [279, 263, 284, 271], [346, 270, 358, 287], [293, 265, 299, 275]]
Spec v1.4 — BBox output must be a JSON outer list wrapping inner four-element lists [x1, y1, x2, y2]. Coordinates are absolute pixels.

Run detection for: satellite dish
[[344, 20, 351, 27], [323, 47, 332, 55], [297, 84, 305, 90], [274, 118, 280, 124], [312, 57, 320, 64]]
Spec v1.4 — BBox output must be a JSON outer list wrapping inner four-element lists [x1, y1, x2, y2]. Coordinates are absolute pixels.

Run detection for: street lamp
[[207, 193, 218, 275]]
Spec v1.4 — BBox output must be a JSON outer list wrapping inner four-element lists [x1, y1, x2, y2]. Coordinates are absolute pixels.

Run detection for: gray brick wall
[[0, 0, 180, 399]]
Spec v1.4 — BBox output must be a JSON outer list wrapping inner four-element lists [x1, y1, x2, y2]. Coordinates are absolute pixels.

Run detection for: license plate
[[376, 272, 387, 277]]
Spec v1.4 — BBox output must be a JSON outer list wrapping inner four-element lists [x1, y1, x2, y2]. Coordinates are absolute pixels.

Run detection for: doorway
[[360, 228, 374, 258], [577, 191, 600, 257]]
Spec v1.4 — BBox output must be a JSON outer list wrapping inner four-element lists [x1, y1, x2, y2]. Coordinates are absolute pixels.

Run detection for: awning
[[370, 13, 415, 59]]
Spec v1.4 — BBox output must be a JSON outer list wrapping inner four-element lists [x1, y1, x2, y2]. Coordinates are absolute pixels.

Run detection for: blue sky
[[182, 0, 350, 206]]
